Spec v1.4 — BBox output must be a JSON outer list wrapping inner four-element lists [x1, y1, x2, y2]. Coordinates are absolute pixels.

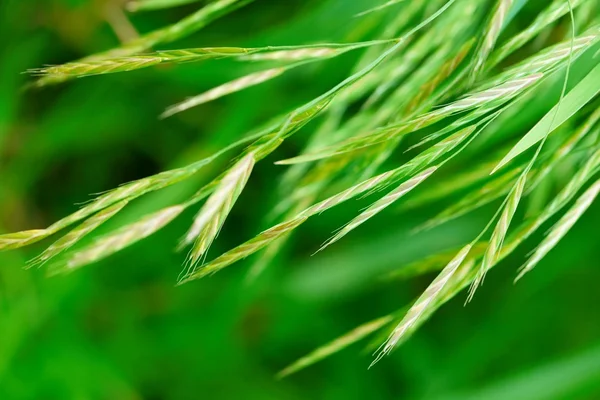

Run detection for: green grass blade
[[494, 62, 600, 173]]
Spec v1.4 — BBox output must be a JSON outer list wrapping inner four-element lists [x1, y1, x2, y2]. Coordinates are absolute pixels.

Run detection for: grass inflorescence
[[4, 0, 600, 376]]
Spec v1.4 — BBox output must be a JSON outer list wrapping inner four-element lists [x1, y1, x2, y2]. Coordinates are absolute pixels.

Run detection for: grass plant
[[2, 0, 600, 381]]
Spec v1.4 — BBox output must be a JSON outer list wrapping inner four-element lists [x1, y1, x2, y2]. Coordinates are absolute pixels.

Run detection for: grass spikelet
[[371, 244, 473, 366], [27, 200, 129, 268], [162, 69, 285, 118], [444, 73, 542, 112], [277, 314, 395, 379], [31, 48, 250, 79], [34, 0, 252, 86], [179, 216, 309, 283], [31, 57, 163, 78], [54, 205, 185, 274], [467, 169, 527, 302], [32, 40, 393, 81], [179, 154, 255, 279], [516, 180, 600, 281], [471, 0, 514, 80], [241, 47, 340, 61], [319, 167, 437, 252]]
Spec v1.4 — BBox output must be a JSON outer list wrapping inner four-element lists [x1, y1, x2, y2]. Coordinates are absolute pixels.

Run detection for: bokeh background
[[1, 0, 600, 399]]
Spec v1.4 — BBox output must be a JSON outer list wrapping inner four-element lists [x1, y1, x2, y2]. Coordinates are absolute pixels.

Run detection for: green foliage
[[2, 0, 600, 398]]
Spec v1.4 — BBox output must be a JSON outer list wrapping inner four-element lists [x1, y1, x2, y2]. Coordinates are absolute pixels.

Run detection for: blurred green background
[[1, 0, 600, 399]]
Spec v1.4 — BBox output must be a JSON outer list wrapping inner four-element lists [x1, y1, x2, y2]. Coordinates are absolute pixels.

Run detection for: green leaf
[[494, 62, 600, 173]]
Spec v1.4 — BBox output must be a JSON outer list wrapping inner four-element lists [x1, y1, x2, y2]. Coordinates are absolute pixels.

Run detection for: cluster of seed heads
[[2, 0, 600, 374]]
